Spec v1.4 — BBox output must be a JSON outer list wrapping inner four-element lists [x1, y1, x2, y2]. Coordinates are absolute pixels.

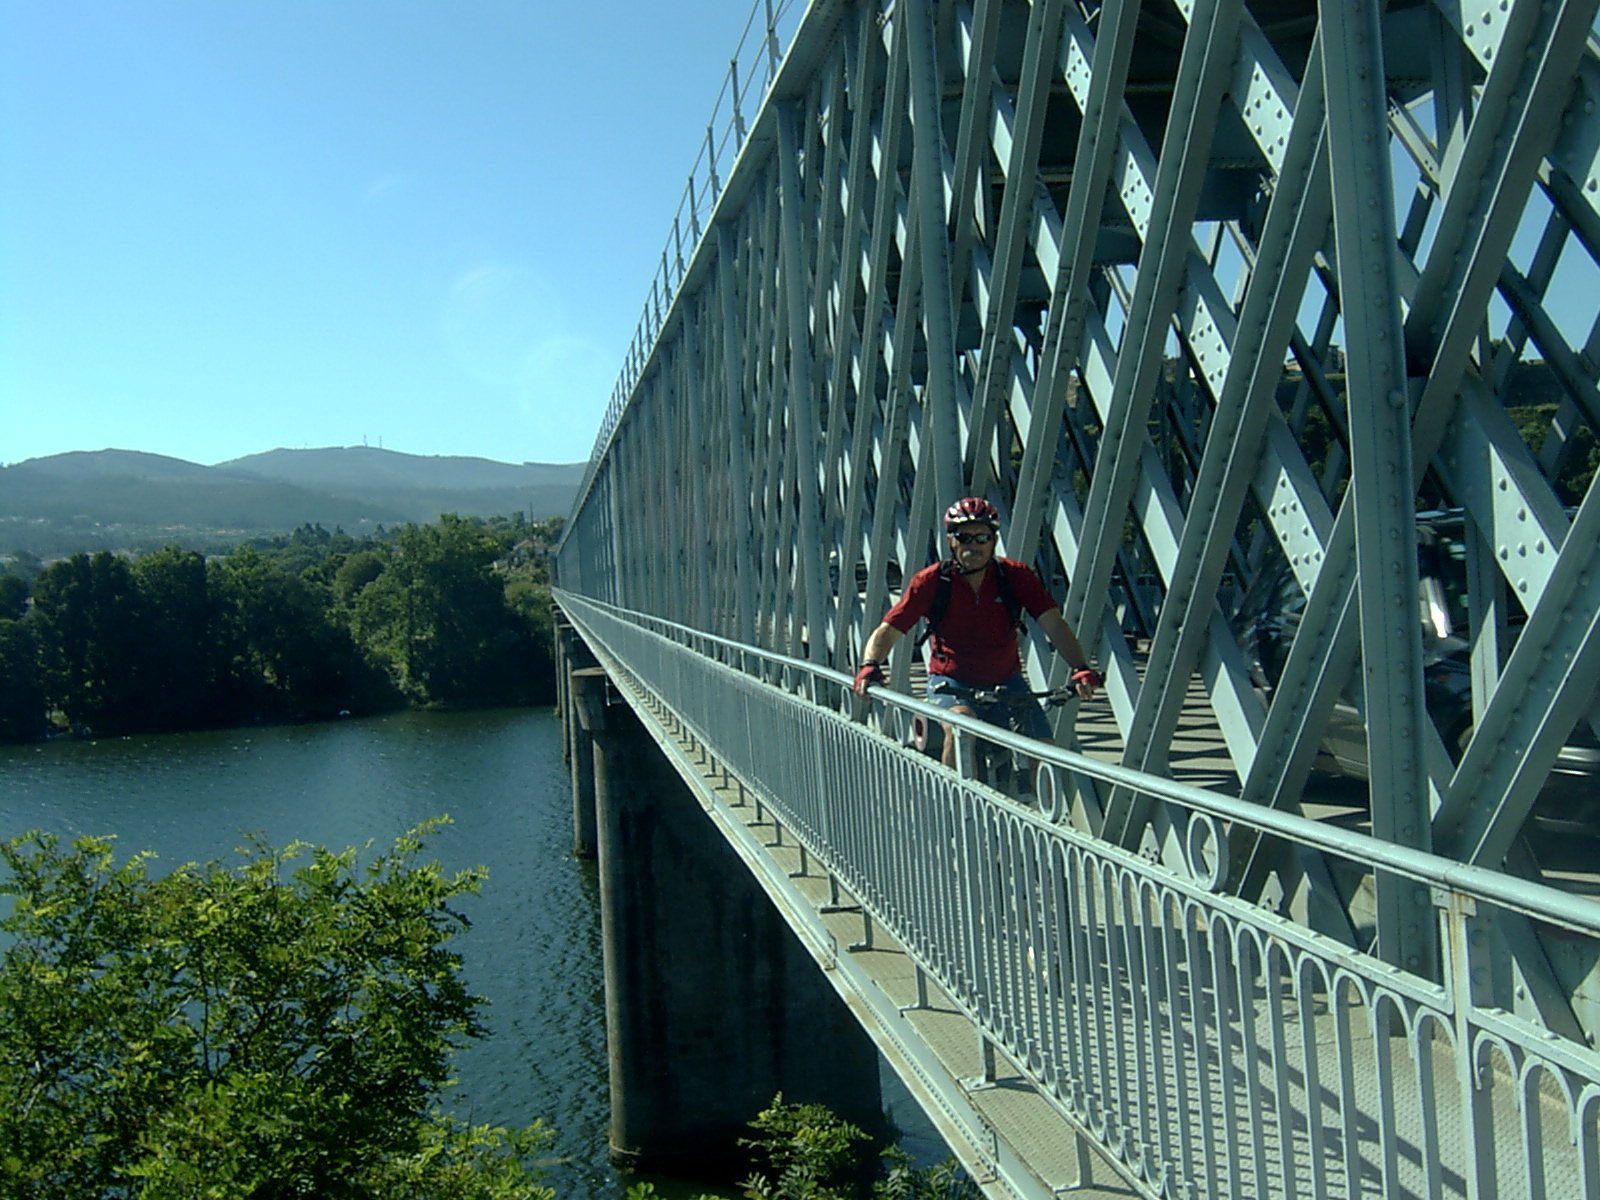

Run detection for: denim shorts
[[926, 674, 1052, 741]]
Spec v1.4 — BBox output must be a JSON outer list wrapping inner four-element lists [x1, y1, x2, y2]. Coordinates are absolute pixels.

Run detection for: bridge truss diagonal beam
[[558, 0, 1600, 1164]]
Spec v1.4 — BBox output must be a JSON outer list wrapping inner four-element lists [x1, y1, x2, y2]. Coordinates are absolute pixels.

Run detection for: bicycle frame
[[910, 683, 1068, 793]]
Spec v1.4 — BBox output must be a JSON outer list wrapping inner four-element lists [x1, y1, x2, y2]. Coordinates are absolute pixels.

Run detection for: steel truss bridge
[[555, 0, 1600, 1195]]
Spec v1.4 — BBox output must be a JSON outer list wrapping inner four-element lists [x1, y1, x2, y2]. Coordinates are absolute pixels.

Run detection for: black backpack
[[915, 560, 1023, 648]]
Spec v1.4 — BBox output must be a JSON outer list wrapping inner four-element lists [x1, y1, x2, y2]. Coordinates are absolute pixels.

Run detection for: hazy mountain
[[222, 447, 581, 492], [11, 449, 228, 483], [0, 446, 584, 559]]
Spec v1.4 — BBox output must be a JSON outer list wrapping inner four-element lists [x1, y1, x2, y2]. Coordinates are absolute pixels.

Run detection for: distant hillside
[[13, 449, 225, 483], [217, 447, 583, 520], [223, 447, 580, 492], [0, 447, 583, 560]]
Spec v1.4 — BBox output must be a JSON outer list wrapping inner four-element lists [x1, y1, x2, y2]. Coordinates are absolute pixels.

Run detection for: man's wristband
[[854, 660, 887, 689]]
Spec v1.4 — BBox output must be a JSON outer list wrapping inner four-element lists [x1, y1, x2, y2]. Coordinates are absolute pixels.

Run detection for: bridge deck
[[1070, 664, 1600, 905], [1071, 670, 1242, 798], [628, 681, 1143, 1198], [612, 664, 1586, 1200]]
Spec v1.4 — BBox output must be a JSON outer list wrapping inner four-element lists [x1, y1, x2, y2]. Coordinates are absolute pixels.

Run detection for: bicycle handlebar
[[934, 683, 1085, 707]]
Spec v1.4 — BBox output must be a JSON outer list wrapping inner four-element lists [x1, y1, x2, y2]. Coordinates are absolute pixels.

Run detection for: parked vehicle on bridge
[[1235, 511, 1600, 830]]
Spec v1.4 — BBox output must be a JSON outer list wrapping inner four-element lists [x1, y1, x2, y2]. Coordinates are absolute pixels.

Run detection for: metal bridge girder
[[561, 0, 1600, 1047]]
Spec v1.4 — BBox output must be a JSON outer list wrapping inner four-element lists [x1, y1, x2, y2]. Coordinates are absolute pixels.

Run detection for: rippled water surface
[[0, 707, 620, 1197]]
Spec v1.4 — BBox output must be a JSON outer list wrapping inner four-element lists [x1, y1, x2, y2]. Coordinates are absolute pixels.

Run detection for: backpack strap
[[913, 562, 956, 648], [993, 559, 1023, 631], [914, 560, 1022, 648]]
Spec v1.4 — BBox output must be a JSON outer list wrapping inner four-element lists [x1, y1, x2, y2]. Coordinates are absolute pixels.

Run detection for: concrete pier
[[565, 666, 604, 860], [557, 619, 600, 859], [568, 658, 883, 1179]]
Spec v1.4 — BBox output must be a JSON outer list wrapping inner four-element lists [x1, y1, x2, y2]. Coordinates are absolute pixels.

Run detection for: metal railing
[[559, 588, 1600, 1200]]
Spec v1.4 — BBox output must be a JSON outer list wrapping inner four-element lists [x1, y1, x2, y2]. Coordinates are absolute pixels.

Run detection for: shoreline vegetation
[[0, 512, 563, 745], [0, 509, 984, 1197], [2, 811, 979, 1199]]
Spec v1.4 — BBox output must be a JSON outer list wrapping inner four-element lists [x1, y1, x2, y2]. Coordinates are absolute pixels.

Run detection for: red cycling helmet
[[943, 496, 1001, 530]]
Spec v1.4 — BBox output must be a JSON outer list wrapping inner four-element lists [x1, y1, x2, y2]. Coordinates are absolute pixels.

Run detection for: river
[[0, 706, 621, 1197]]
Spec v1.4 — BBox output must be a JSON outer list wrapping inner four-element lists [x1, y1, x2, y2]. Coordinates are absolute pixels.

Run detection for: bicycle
[[910, 682, 1081, 794]]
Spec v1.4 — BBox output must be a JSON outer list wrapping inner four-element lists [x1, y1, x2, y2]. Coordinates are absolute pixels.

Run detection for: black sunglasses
[[950, 532, 994, 545]]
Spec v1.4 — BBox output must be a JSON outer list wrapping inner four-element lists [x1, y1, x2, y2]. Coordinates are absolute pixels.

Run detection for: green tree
[[131, 546, 237, 731], [332, 548, 389, 607], [8, 511, 557, 740], [30, 551, 150, 733], [626, 1097, 980, 1200], [0, 572, 37, 741], [1507, 402, 1599, 504], [503, 576, 556, 700], [351, 516, 538, 705], [0, 821, 554, 1200], [0, 574, 28, 619], [738, 1097, 873, 1200], [0, 616, 44, 742], [735, 1098, 978, 1200], [211, 549, 393, 720]]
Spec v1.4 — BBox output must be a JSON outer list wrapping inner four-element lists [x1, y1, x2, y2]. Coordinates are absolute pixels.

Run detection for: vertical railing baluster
[[1296, 960, 1330, 1199], [1266, 943, 1298, 1200]]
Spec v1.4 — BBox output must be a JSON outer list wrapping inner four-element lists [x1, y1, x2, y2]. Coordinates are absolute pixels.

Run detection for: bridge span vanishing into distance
[[551, 0, 1600, 1195]]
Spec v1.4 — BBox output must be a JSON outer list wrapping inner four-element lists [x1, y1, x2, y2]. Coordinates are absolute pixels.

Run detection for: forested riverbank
[[0, 513, 561, 743]]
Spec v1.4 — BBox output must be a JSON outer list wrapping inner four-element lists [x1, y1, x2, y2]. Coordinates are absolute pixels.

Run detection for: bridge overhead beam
[[560, 0, 1600, 1026]]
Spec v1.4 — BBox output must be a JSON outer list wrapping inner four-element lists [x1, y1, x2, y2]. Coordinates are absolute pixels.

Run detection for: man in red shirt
[[853, 497, 1101, 770]]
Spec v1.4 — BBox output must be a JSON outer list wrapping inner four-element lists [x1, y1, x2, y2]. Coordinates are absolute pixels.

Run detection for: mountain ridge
[[1, 446, 584, 560], [221, 446, 585, 492]]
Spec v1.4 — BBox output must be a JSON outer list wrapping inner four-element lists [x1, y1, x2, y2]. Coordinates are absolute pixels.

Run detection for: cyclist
[[853, 496, 1101, 770]]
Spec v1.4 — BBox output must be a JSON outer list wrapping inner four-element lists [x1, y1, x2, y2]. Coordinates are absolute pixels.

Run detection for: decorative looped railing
[[559, 589, 1600, 1200]]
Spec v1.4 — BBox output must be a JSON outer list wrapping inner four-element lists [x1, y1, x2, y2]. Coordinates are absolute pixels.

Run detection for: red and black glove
[[1070, 666, 1103, 692], [853, 660, 886, 696]]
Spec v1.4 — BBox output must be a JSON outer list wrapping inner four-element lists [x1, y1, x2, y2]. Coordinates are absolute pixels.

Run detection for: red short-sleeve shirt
[[883, 558, 1058, 685]]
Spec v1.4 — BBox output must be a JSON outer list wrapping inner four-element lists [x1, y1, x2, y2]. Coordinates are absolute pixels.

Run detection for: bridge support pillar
[[553, 614, 575, 762], [562, 641, 602, 859], [584, 684, 884, 1179]]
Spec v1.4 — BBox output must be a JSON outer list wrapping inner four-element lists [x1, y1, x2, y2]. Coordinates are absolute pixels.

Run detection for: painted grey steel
[[556, 0, 1600, 1191], [558, 590, 1600, 1200], [1321, 0, 1433, 977]]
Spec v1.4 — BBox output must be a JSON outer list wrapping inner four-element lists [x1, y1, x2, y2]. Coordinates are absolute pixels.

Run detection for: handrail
[[558, 587, 1600, 1197], [555, 589, 1600, 938]]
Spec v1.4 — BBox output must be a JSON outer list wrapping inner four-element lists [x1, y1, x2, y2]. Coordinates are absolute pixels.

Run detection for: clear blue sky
[[3, 0, 797, 468]]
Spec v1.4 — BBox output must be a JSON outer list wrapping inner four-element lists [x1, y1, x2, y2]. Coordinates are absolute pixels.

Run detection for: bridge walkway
[[609, 652, 1151, 1198], [574, 615, 1589, 1200]]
